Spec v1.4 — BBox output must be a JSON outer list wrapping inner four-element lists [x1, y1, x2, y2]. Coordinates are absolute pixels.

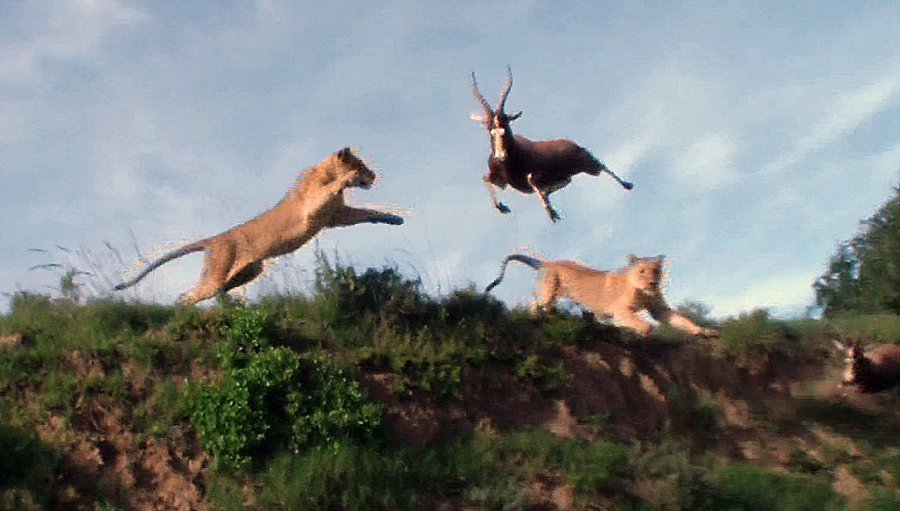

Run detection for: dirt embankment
[[15, 336, 900, 510], [369, 337, 898, 458]]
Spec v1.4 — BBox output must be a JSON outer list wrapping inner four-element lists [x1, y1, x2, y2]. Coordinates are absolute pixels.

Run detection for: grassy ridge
[[1, 255, 899, 510]]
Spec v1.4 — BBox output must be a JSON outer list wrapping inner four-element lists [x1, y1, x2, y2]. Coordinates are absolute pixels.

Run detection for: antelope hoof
[[496, 202, 511, 214], [549, 209, 561, 222]]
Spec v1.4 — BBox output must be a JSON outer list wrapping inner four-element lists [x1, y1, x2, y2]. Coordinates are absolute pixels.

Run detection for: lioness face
[[629, 260, 663, 295], [335, 147, 377, 189]]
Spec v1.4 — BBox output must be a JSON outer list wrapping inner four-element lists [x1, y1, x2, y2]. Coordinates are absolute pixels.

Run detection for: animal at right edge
[[485, 253, 718, 338], [470, 66, 633, 222], [834, 339, 900, 393]]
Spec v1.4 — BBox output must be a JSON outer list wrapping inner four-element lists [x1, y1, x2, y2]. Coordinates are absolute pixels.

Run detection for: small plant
[[0, 424, 60, 510], [719, 308, 786, 357], [514, 354, 572, 395], [189, 306, 381, 470], [705, 462, 842, 511]]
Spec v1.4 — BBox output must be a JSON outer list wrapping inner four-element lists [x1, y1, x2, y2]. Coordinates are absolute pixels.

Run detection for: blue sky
[[1, 0, 898, 318]]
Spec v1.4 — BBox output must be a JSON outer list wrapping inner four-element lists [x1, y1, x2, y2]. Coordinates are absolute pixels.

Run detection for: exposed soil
[[10, 335, 900, 510]]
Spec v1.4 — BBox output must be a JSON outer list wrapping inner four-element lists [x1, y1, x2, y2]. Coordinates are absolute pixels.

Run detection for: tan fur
[[115, 148, 404, 304], [489, 254, 718, 338]]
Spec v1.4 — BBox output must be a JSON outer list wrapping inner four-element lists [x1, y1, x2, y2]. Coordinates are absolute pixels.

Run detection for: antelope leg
[[484, 176, 510, 214], [528, 174, 560, 222]]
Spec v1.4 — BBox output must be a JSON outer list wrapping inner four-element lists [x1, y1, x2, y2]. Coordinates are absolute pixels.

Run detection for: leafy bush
[[705, 462, 842, 511], [312, 251, 430, 330], [189, 306, 381, 470], [719, 309, 786, 356], [0, 424, 60, 510], [832, 314, 900, 344], [514, 354, 572, 395], [855, 487, 900, 511]]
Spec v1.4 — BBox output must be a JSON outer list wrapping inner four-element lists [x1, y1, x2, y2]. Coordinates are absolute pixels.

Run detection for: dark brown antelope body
[[471, 67, 632, 222], [840, 342, 900, 393]]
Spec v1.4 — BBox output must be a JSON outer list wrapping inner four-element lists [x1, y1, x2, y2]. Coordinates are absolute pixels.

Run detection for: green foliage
[[0, 424, 60, 510], [704, 462, 842, 511], [514, 354, 572, 395], [312, 251, 430, 331], [855, 487, 900, 511], [719, 309, 786, 356], [189, 306, 381, 470], [832, 314, 900, 344], [815, 186, 900, 317]]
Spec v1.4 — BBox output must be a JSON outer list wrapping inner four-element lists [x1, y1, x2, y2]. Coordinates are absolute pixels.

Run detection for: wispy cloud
[[0, 0, 148, 85], [762, 69, 900, 176], [671, 133, 738, 190]]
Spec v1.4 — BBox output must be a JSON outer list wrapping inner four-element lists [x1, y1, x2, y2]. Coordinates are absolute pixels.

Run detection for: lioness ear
[[336, 147, 352, 160], [627, 254, 638, 264]]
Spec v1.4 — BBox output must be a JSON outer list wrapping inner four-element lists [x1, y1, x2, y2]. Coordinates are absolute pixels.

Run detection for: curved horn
[[470, 72, 493, 116], [498, 65, 513, 112]]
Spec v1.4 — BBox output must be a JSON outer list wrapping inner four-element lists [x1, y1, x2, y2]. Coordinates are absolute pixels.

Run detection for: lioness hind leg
[[178, 244, 236, 305], [531, 270, 560, 314], [223, 261, 264, 293]]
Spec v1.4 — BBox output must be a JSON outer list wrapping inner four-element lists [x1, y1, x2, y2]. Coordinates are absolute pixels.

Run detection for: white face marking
[[841, 349, 855, 383], [490, 127, 507, 160]]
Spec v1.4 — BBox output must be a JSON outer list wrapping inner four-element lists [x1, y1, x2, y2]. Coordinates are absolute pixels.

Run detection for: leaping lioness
[[485, 254, 718, 338], [115, 147, 404, 304]]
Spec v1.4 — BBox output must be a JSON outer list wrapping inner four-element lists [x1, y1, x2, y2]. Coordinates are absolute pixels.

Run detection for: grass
[[2, 253, 899, 509], [0, 424, 61, 510]]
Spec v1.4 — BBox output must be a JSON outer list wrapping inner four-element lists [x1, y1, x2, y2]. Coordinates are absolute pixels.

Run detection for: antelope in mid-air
[[470, 67, 633, 222]]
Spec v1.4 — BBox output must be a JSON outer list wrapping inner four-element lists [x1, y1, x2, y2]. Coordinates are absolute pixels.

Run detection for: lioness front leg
[[666, 313, 718, 337], [646, 298, 718, 337], [615, 312, 654, 338], [332, 206, 404, 227]]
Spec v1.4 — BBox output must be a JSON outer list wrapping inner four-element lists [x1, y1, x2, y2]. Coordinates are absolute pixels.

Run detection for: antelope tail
[[485, 254, 544, 293], [114, 240, 207, 291]]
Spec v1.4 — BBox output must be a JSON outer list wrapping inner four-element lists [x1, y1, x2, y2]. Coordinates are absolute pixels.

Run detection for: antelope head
[[470, 66, 522, 161]]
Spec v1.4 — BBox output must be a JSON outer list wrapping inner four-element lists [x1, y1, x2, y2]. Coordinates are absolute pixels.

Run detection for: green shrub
[[312, 252, 430, 330], [189, 306, 381, 470], [719, 309, 786, 356], [0, 424, 60, 510], [566, 439, 633, 496], [855, 487, 900, 511], [514, 354, 572, 395], [832, 314, 900, 344], [705, 462, 842, 511]]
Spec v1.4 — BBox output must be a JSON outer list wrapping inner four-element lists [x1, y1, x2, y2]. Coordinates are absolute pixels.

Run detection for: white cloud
[[671, 133, 737, 190], [0, 0, 149, 85], [762, 70, 900, 175]]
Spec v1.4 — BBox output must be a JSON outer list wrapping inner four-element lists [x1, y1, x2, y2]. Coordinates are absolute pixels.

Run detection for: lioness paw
[[381, 214, 404, 225]]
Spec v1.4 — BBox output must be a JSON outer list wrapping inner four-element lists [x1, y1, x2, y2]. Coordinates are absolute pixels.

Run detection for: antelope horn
[[470, 72, 493, 116], [498, 65, 513, 112]]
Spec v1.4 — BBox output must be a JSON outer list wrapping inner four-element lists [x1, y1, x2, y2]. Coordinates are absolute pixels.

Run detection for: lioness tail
[[114, 241, 207, 291], [485, 254, 544, 294]]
